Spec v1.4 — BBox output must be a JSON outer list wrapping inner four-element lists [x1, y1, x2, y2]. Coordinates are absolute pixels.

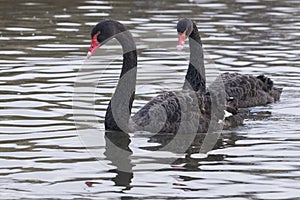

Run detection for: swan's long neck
[[105, 31, 137, 132], [183, 22, 206, 93]]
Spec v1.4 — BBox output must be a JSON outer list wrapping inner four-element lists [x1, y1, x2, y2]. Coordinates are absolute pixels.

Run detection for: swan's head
[[87, 19, 126, 58], [176, 18, 193, 50]]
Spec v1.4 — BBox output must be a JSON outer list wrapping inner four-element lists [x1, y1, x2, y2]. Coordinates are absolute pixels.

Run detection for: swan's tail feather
[[256, 74, 283, 102], [256, 74, 274, 91]]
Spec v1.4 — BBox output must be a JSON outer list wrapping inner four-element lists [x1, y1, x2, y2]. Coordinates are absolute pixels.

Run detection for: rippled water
[[1, 0, 300, 199]]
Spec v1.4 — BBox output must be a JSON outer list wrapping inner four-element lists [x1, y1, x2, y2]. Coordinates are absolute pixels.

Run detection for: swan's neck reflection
[[104, 131, 133, 189]]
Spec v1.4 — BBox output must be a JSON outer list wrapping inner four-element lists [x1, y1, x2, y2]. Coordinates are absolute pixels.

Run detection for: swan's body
[[88, 19, 243, 133], [221, 72, 282, 108], [131, 90, 218, 133], [177, 18, 282, 109]]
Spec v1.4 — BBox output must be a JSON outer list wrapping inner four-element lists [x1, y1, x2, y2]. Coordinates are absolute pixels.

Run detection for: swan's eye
[[93, 31, 101, 42], [97, 31, 101, 36]]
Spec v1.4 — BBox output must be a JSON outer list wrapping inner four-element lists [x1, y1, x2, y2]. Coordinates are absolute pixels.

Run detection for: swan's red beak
[[177, 31, 186, 50], [87, 33, 101, 58]]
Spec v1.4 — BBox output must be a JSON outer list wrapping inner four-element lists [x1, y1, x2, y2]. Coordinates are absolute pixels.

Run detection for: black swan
[[87, 19, 242, 133], [176, 18, 283, 108]]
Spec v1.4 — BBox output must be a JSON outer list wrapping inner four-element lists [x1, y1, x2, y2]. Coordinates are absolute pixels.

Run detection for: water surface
[[0, 0, 300, 199]]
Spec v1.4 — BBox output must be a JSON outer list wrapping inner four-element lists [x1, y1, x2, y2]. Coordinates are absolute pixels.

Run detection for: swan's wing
[[131, 90, 212, 134], [221, 72, 282, 108]]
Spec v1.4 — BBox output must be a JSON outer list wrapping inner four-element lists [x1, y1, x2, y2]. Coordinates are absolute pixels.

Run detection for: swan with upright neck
[[87, 19, 242, 133], [176, 18, 282, 108]]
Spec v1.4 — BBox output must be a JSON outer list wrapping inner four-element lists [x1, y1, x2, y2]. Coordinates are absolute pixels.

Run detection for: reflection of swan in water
[[91, 131, 222, 189], [176, 18, 283, 108], [104, 131, 133, 189], [136, 131, 225, 171], [84, 131, 133, 189], [84, 108, 272, 189], [138, 128, 255, 171], [87, 19, 244, 134], [140, 132, 223, 153]]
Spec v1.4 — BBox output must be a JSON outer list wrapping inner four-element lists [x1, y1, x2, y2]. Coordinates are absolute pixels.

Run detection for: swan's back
[[221, 72, 282, 108], [130, 90, 221, 134]]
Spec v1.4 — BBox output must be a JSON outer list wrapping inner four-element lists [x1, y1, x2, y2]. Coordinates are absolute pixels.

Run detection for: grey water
[[0, 0, 300, 199]]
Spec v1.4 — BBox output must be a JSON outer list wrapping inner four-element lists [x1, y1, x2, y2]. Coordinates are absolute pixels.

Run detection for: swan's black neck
[[105, 31, 137, 132], [183, 22, 206, 93]]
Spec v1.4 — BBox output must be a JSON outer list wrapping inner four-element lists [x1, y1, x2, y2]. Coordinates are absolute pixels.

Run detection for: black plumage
[[177, 18, 282, 109], [88, 19, 244, 134]]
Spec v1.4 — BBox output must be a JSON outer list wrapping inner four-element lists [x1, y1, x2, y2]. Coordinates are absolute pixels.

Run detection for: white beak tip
[[87, 51, 92, 59]]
